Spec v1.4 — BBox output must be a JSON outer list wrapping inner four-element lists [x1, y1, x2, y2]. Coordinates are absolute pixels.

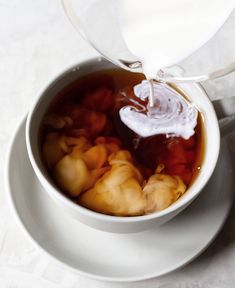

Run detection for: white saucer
[[6, 118, 234, 282]]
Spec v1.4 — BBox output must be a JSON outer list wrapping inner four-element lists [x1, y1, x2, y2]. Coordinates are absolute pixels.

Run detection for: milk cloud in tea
[[120, 81, 198, 139]]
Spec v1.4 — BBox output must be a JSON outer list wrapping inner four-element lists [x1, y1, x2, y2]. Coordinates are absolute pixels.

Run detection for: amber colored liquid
[[45, 69, 205, 187]]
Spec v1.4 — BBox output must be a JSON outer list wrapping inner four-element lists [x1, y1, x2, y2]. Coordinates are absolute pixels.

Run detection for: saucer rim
[[5, 116, 234, 282]]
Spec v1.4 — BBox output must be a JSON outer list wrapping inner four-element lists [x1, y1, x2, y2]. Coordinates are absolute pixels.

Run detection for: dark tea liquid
[[45, 69, 204, 187]]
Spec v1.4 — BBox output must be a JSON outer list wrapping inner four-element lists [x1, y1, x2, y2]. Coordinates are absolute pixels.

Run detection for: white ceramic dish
[[6, 118, 234, 282]]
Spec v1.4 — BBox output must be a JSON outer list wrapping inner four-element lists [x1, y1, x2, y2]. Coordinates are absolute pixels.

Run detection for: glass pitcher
[[61, 0, 235, 83]]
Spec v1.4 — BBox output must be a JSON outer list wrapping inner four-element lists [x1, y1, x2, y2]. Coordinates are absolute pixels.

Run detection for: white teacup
[[26, 57, 223, 233]]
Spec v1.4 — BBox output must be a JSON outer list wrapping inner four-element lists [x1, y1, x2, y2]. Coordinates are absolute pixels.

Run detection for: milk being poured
[[117, 0, 234, 139], [63, 0, 234, 138], [118, 0, 235, 79]]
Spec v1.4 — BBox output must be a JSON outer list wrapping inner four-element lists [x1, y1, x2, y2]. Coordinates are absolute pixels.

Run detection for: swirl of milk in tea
[[119, 81, 198, 139]]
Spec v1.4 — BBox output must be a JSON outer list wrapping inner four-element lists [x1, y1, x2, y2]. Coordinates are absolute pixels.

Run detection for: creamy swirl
[[119, 81, 198, 139]]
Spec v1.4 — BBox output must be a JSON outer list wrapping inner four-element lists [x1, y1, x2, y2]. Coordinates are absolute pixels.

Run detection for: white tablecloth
[[1, 1, 235, 287]]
